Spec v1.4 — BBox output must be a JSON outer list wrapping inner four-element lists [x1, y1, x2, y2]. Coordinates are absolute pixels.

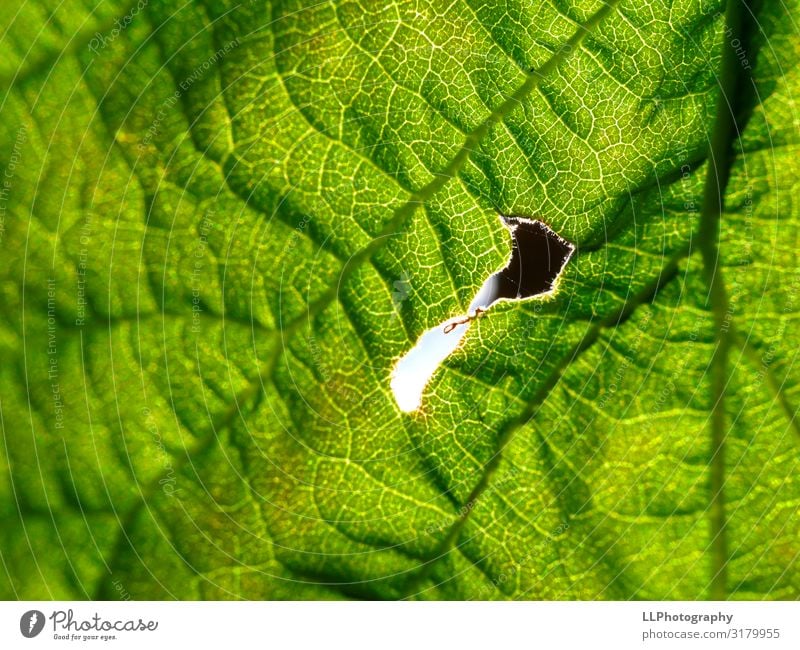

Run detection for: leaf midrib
[[697, 0, 756, 601]]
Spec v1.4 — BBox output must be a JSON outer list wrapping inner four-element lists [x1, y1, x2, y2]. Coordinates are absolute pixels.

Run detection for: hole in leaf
[[391, 216, 574, 412], [486, 216, 575, 301]]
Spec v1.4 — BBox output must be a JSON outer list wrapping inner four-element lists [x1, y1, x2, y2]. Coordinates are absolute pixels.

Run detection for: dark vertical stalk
[[698, 0, 756, 600]]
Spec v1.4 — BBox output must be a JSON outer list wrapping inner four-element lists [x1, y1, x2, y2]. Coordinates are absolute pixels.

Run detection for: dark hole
[[486, 217, 574, 303]]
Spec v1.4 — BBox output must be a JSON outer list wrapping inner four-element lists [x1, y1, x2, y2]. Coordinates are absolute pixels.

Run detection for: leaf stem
[[698, 0, 756, 601]]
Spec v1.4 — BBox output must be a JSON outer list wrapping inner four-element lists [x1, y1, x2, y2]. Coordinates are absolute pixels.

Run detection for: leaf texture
[[0, 0, 798, 600]]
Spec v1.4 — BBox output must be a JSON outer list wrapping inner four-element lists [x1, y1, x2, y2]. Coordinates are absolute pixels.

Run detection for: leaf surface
[[0, 0, 797, 599]]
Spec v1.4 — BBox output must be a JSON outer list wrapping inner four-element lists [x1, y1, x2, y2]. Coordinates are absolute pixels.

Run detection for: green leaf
[[0, 0, 797, 600]]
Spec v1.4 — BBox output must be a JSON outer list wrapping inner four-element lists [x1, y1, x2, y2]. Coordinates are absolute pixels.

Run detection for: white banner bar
[[0, 601, 797, 649]]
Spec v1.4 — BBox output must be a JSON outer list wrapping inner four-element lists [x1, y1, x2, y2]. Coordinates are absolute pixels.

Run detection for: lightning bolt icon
[[28, 613, 38, 634]]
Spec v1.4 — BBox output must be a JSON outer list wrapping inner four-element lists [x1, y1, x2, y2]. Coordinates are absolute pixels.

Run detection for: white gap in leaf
[[391, 216, 575, 412]]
